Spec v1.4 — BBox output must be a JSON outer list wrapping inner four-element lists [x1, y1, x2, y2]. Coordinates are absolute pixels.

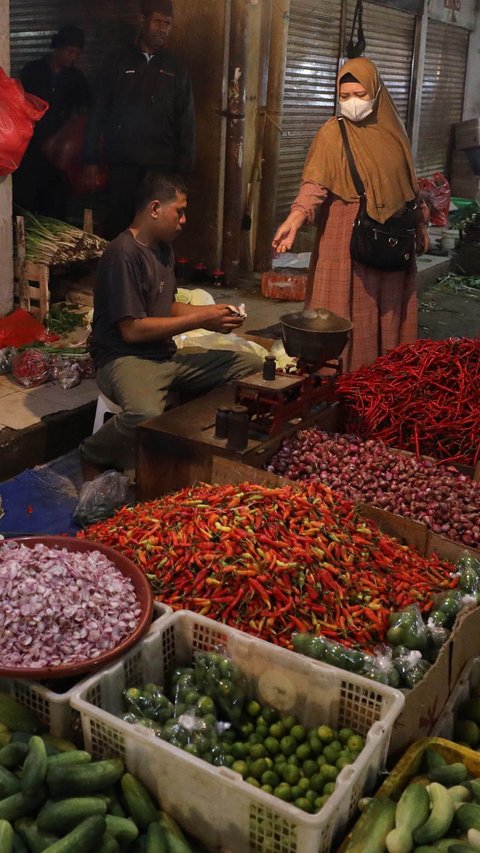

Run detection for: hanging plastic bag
[[42, 114, 108, 195], [0, 67, 48, 176], [418, 173, 451, 227], [346, 0, 366, 58]]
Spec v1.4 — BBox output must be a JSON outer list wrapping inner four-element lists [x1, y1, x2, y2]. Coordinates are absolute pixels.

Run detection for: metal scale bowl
[[235, 309, 352, 435]]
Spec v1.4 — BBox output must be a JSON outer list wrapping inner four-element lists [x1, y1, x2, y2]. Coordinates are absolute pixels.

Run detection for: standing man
[[13, 25, 90, 218], [83, 0, 195, 239], [79, 171, 261, 480]]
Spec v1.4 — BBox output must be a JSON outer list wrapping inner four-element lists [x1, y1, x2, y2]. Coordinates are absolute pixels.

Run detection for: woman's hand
[[415, 222, 430, 255], [272, 210, 307, 253]]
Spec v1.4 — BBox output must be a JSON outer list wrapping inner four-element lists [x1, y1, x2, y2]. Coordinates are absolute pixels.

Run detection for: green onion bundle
[[19, 211, 108, 265]]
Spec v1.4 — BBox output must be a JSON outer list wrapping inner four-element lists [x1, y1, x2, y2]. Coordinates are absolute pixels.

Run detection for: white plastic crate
[[71, 610, 404, 853], [431, 656, 480, 740], [0, 601, 171, 742]]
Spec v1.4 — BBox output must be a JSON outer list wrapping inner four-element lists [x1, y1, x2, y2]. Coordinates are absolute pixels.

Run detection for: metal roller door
[[416, 20, 469, 177], [344, 0, 416, 125], [274, 0, 342, 225]]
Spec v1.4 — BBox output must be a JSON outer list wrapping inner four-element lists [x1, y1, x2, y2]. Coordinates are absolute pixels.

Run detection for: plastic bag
[[0, 309, 59, 348], [11, 348, 51, 387], [174, 330, 268, 359], [73, 470, 130, 527], [360, 645, 400, 687], [418, 173, 451, 227], [292, 632, 366, 673], [42, 114, 108, 194], [391, 647, 431, 688], [0, 67, 48, 176], [386, 604, 429, 654], [194, 650, 247, 726]]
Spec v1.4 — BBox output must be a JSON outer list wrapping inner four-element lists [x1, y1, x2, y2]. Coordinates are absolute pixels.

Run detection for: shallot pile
[[336, 337, 480, 468], [268, 428, 480, 547], [0, 542, 141, 668]]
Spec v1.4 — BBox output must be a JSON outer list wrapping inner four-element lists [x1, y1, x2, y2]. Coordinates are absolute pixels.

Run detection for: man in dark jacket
[[13, 25, 90, 218], [83, 0, 195, 240]]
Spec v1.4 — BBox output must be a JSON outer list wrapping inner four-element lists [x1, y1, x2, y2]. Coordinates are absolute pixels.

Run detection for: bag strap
[[337, 116, 365, 198]]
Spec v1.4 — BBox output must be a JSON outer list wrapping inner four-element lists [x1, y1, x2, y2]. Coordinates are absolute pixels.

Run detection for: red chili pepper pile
[[79, 482, 458, 652], [336, 338, 480, 467]]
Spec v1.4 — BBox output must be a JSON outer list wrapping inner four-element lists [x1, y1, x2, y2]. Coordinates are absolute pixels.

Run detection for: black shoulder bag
[[337, 116, 417, 271]]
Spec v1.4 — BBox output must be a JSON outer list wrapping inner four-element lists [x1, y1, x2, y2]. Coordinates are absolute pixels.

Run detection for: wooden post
[[221, 0, 249, 285], [253, 0, 290, 271]]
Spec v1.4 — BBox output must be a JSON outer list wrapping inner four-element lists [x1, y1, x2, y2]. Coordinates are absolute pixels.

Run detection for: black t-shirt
[[90, 230, 177, 368]]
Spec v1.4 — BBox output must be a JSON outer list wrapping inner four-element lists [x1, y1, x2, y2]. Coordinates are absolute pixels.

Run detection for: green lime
[[247, 700, 262, 718], [302, 759, 319, 778], [280, 735, 297, 757], [261, 770, 280, 788], [282, 764, 301, 786], [287, 754, 299, 766], [296, 742, 312, 761], [269, 722, 285, 740], [274, 783, 293, 802], [347, 734, 365, 753], [290, 785, 302, 801], [338, 727, 355, 744], [297, 777, 310, 794], [280, 715, 297, 732], [222, 730, 237, 745], [203, 713, 217, 728], [249, 742, 267, 758], [308, 734, 324, 756], [232, 760, 249, 779], [183, 689, 201, 705], [255, 724, 269, 740], [261, 784, 273, 794], [323, 781, 336, 795], [314, 795, 330, 810], [320, 764, 339, 782], [316, 755, 326, 768], [221, 754, 235, 767], [246, 776, 261, 788], [264, 757, 274, 769], [294, 797, 314, 813], [310, 773, 325, 793], [240, 722, 255, 738], [231, 742, 248, 760], [183, 743, 199, 756], [196, 696, 216, 715], [305, 789, 317, 805], [250, 758, 269, 779], [336, 755, 352, 771], [262, 707, 279, 724], [316, 725, 335, 744], [290, 724, 307, 742], [323, 744, 341, 764], [264, 736, 280, 756]]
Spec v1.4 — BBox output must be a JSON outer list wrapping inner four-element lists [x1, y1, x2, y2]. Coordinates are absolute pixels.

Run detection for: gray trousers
[[79, 347, 263, 470]]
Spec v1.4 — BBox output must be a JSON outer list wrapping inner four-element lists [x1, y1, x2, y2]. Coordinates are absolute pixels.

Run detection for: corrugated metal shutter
[[9, 0, 138, 82], [416, 20, 469, 177], [274, 0, 342, 225], [345, 1, 416, 125]]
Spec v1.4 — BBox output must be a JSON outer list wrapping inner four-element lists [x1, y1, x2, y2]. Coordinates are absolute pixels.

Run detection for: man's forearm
[[119, 309, 211, 343]]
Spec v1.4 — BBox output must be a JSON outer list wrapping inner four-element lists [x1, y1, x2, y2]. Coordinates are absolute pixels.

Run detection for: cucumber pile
[[453, 690, 480, 751], [122, 651, 366, 814], [0, 692, 199, 852], [344, 746, 480, 852]]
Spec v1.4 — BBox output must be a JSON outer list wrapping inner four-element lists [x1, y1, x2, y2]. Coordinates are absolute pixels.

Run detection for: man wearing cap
[[13, 25, 90, 218], [84, 0, 195, 240]]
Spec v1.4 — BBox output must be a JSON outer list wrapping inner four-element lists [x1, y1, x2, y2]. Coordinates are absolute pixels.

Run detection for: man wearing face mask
[[83, 0, 195, 240], [273, 57, 429, 372]]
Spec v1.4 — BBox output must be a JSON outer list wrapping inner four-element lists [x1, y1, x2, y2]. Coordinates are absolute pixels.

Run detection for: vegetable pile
[[336, 338, 480, 468], [122, 652, 366, 814], [0, 542, 141, 669], [21, 211, 108, 266], [0, 693, 198, 851], [267, 428, 480, 547], [79, 482, 458, 653]]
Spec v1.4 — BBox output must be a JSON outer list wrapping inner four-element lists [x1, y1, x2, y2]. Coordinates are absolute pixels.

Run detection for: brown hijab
[[302, 57, 418, 223]]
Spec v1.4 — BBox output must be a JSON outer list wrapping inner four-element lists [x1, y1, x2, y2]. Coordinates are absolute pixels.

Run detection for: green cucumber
[[120, 774, 159, 830], [97, 834, 120, 853], [146, 822, 168, 853], [14, 818, 58, 853], [0, 743, 29, 770], [37, 797, 107, 834], [12, 833, 29, 853], [0, 819, 14, 853], [344, 796, 397, 852], [429, 762, 468, 786], [158, 811, 195, 852], [468, 778, 480, 801], [0, 696, 40, 734], [0, 790, 46, 823], [21, 736, 48, 797], [37, 815, 106, 853], [0, 766, 22, 798], [413, 783, 454, 844], [105, 815, 139, 845], [46, 751, 92, 768], [456, 802, 480, 832], [46, 759, 124, 797], [424, 750, 447, 772], [386, 782, 430, 853]]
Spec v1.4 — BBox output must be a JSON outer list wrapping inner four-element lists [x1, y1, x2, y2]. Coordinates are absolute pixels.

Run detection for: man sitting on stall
[[79, 171, 262, 479]]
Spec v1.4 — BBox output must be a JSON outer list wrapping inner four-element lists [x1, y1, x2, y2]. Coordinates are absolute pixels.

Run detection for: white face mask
[[340, 97, 375, 122]]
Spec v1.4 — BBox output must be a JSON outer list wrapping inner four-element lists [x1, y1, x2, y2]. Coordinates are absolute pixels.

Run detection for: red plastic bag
[[418, 172, 451, 227], [0, 67, 48, 176], [42, 114, 108, 195], [11, 348, 52, 387], [0, 309, 59, 348]]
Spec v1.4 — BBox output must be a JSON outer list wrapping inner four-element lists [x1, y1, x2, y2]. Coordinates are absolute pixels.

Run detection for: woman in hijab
[[272, 57, 429, 373]]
